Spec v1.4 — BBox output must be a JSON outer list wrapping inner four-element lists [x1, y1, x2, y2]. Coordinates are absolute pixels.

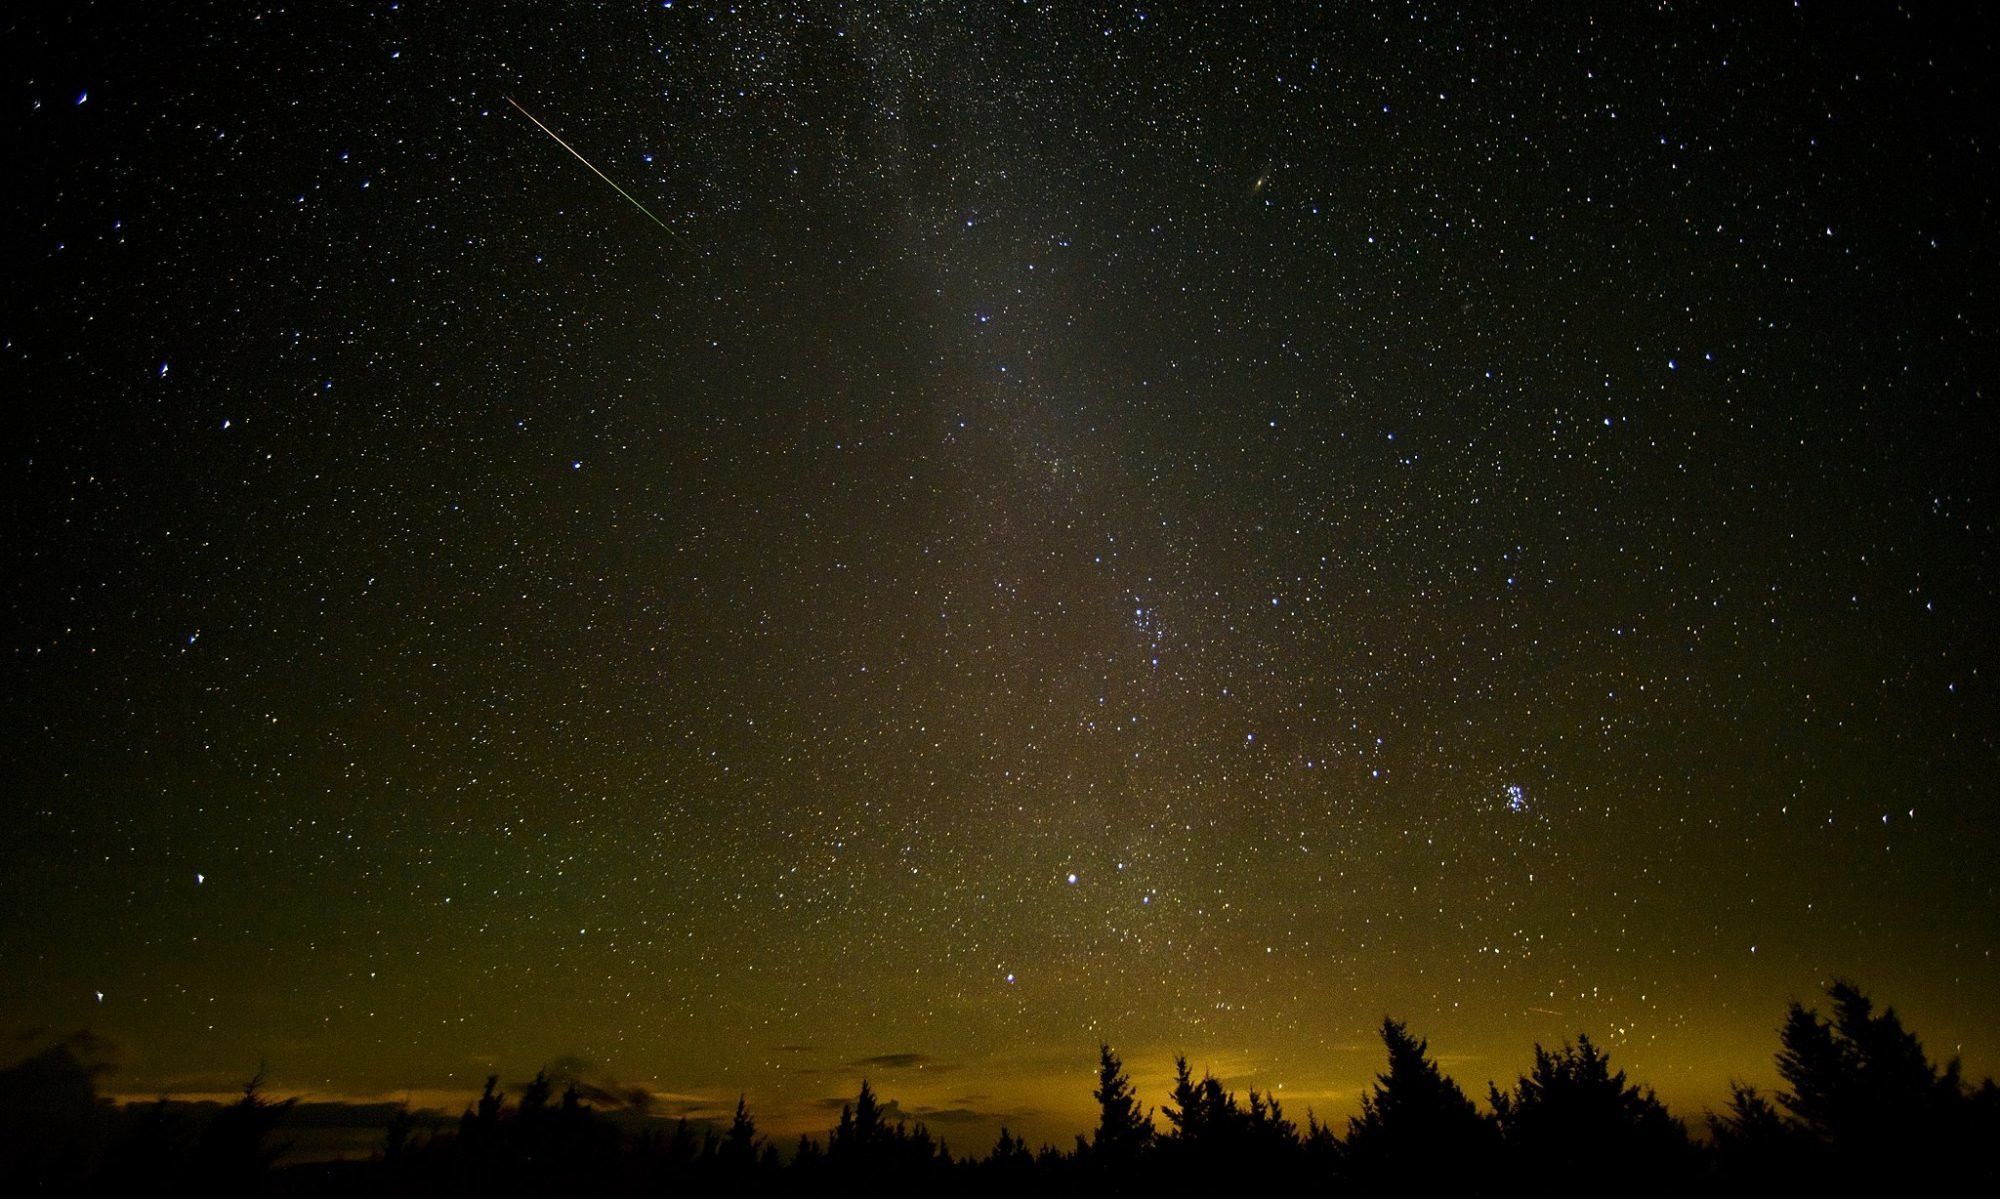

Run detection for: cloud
[[848, 1052, 953, 1072], [5, 1029, 117, 1072], [810, 1093, 1024, 1129], [647, 1095, 730, 1119], [850, 1052, 929, 1069], [0, 1031, 118, 1119], [910, 1104, 1019, 1126], [813, 1095, 914, 1120], [531, 1054, 671, 1114]]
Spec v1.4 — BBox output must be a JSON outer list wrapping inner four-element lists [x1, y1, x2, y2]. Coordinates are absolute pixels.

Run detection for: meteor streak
[[505, 95, 678, 237]]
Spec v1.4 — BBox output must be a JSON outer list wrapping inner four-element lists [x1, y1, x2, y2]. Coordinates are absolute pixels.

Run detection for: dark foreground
[[3, 982, 1995, 1197]]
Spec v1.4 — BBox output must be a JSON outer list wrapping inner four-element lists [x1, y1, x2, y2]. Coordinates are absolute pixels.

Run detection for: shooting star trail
[[506, 95, 679, 238]]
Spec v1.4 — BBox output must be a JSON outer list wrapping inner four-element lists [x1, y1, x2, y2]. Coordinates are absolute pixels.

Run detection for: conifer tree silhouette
[[666, 1115, 697, 1167], [721, 1095, 759, 1169], [831, 1102, 856, 1154], [827, 1076, 950, 1184], [1088, 1044, 1153, 1165], [1773, 979, 1994, 1186], [1158, 1053, 1259, 1184], [1161, 1055, 1204, 1144], [990, 1124, 1032, 1170], [829, 1077, 889, 1167], [850, 1078, 885, 1146], [1488, 1034, 1686, 1193], [1302, 1109, 1341, 1177], [1706, 1081, 1807, 1192], [1707, 1080, 1789, 1147], [1343, 1017, 1491, 1192], [101, 1095, 189, 1192], [193, 1067, 296, 1195], [1246, 1088, 1297, 1154], [1778, 980, 1948, 1144], [519, 1069, 554, 1123], [904, 1119, 940, 1169], [382, 1101, 415, 1163], [11, 985, 1998, 1197], [461, 1073, 504, 1148]]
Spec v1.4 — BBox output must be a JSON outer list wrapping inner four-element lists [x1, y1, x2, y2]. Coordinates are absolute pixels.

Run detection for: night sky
[[5, 2, 1997, 1147]]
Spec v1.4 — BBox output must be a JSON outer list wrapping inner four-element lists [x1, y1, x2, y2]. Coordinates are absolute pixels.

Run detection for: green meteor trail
[[506, 95, 678, 237]]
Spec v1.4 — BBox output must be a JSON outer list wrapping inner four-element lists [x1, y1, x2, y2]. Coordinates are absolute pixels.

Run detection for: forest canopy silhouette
[[2, 981, 1994, 1196]]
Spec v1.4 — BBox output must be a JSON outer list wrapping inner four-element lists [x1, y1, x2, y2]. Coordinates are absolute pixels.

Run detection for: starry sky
[[5, 1, 1997, 1147]]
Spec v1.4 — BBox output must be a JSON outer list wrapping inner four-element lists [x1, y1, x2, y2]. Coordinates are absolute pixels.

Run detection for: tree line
[[2, 980, 1994, 1195]]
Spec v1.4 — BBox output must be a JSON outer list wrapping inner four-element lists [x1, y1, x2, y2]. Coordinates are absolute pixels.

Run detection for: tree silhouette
[[1778, 980, 1950, 1143], [1160, 1056, 1246, 1148], [8, 983, 1998, 1196], [1301, 1109, 1341, 1178], [1087, 1044, 1153, 1166], [1156, 1053, 1264, 1185], [1245, 1089, 1296, 1157], [1706, 1081, 1808, 1193], [1774, 979, 1994, 1187], [1707, 1080, 1790, 1146], [665, 1115, 697, 1168], [1342, 1017, 1492, 1192], [1957, 1078, 2000, 1189], [1160, 1055, 1203, 1144], [829, 1077, 888, 1162], [519, 1069, 554, 1120], [822, 1076, 952, 1187], [381, 1101, 416, 1163], [721, 1095, 760, 1169], [101, 1096, 190, 1193], [459, 1072, 505, 1150], [1488, 1035, 1687, 1193], [990, 1125, 1032, 1170], [193, 1067, 296, 1196], [0, 1037, 116, 1192]]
